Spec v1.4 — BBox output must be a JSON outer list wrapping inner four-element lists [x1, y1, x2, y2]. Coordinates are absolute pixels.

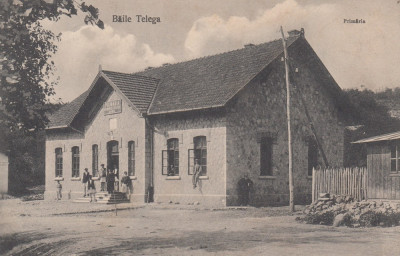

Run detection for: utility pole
[[280, 26, 295, 212]]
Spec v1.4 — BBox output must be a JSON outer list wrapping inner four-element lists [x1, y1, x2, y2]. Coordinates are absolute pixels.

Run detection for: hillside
[[375, 88, 400, 120]]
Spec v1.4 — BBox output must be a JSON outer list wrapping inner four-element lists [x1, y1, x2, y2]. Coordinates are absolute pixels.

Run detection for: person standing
[[100, 164, 107, 192], [56, 180, 62, 200], [192, 159, 202, 189], [106, 169, 115, 194], [121, 171, 132, 200], [88, 175, 97, 202], [237, 174, 253, 206], [114, 167, 119, 192], [82, 168, 90, 197]]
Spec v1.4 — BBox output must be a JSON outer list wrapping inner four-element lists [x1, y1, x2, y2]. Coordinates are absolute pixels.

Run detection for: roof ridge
[[102, 69, 160, 82], [134, 36, 297, 75]]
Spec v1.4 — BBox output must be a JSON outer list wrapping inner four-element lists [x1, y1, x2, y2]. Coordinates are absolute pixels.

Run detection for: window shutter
[[188, 149, 194, 175], [162, 150, 168, 175]]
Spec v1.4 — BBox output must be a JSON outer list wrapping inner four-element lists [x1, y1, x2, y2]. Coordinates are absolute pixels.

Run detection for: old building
[[45, 29, 348, 206], [353, 131, 400, 200]]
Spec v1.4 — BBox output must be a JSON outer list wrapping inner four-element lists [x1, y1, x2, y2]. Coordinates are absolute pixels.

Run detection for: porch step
[[73, 192, 130, 204], [73, 197, 92, 203]]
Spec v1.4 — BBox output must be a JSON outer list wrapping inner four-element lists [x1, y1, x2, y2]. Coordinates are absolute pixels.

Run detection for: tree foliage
[[0, 0, 102, 193], [0, 0, 103, 132], [342, 88, 400, 167], [343, 88, 400, 136]]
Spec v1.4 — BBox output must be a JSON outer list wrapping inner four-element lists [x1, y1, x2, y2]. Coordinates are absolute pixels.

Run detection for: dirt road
[[1, 201, 400, 255]]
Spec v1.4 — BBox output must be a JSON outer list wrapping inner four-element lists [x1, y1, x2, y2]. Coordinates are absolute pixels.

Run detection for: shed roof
[[352, 131, 400, 144]]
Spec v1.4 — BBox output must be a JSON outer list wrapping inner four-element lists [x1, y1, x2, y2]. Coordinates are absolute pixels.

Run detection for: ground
[[1, 200, 400, 255]]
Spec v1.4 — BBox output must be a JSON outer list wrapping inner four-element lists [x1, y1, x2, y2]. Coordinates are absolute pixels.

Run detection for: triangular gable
[[47, 71, 159, 130]]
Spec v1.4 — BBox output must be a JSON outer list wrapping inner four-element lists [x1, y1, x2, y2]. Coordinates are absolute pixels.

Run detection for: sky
[[43, 0, 400, 102]]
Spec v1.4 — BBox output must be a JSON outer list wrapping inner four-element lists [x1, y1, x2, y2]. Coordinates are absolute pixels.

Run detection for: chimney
[[288, 28, 305, 37]]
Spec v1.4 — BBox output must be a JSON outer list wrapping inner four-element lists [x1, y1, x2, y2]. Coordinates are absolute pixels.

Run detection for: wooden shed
[[353, 131, 400, 200]]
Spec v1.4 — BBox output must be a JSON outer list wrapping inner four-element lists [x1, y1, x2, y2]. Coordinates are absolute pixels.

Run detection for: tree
[[0, 0, 103, 193], [343, 88, 400, 136], [0, 0, 104, 132], [342, 88, 400, 168]]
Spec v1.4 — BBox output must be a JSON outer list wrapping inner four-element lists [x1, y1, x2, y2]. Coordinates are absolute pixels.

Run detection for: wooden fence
[[312, 167, 367, 202]]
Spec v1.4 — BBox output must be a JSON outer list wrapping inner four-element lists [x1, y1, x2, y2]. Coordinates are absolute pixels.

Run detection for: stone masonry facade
[[225, 42, 344, 206]]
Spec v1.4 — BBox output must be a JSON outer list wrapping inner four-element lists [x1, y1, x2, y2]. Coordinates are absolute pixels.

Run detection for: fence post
[[313, 167, 368, 202]]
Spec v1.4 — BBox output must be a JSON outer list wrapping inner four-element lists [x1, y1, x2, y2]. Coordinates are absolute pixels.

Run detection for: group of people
[[55, 159, 253, 206], [81, 164, 132, 201]]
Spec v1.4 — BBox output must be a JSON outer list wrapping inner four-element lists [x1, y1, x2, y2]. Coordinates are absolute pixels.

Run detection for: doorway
[[107, 140, 119, 176]]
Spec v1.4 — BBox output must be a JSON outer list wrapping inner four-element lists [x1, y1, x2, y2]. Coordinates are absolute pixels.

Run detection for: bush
[[298, 194, 400, 228]]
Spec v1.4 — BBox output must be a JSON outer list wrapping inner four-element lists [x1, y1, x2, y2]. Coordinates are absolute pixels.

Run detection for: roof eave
[[352, 131, 400, 144], [147, 104, 225, 116], [45, 125, 69, 130]]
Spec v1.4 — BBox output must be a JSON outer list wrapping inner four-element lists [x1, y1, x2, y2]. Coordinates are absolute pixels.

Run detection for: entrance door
[[107, 140, 119, 174]]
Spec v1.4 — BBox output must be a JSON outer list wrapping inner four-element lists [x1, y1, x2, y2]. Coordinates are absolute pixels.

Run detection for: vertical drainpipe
[[150, 121, 154, 188], [145, 117, 155, 203]]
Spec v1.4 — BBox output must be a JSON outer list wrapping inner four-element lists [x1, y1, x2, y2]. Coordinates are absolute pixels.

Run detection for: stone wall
[[45, 90, 148, 202], [225, 43, 344, 206], [149, 111, 227, 207]]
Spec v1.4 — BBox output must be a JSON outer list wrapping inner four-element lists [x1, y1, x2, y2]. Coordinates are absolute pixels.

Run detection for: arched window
[[162, 138, 179, 176], [71, 146, 80, 177], [92, 144, 99, 177], [55, 148, 63, 177], [188, 136, 207, 176], [128, 141, 135, 176]]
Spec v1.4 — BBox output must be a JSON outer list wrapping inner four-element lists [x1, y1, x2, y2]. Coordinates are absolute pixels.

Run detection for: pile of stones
[[298, 193, 400, 227]]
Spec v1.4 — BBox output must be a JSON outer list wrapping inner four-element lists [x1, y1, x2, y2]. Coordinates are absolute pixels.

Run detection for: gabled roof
[[47, 71, 159, 129], [138, 36, 299, 114], [47, 90, 90, 128], [48, 33, 318, 128], [101, 70, 159, 114], [353, 131, 400, 144]]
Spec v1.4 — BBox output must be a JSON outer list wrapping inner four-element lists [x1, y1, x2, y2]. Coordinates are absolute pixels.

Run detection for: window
[[162, 138, 179, 176], [71, 146, 80, 177], [55, 148, 63, 177], [128, 141, 135, 176], [188, 136, 207, 176], [308, 138, 318, 176], [92, 144, 99, 177], [391, 144, 400, 173], [260, 137, 273, 176]]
